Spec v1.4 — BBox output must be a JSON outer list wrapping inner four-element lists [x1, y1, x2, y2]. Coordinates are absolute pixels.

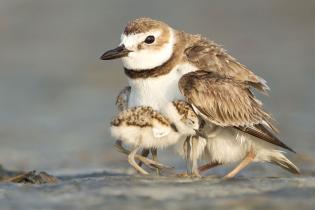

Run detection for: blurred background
[[0, 0, 314, 175]]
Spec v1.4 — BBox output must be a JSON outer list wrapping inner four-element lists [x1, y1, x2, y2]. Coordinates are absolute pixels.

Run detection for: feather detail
[[184, 36, 269, 94]]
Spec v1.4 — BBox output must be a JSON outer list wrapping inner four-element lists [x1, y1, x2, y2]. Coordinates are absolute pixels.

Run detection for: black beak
[[100, 45, 131, 60]]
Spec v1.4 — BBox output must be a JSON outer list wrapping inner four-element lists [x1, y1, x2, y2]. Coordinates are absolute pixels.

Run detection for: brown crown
[[123, 17, 169, 35]]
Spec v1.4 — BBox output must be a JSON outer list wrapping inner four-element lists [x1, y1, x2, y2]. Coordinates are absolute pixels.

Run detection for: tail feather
[[269, 152, 300, 174]]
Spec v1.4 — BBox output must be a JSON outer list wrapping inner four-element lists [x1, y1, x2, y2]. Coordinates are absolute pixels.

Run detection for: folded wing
[[179, 70, 294, 152], [185, 37, 269, 94]]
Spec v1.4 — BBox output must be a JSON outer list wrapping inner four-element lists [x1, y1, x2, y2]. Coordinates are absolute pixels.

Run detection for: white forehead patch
[[120, 30, 162, 49], [120, 29, 175, 70]]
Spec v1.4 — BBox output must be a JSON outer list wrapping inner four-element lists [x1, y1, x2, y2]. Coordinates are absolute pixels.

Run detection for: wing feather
[[185, 37, 269, 93], [179, 71, 294, 152]]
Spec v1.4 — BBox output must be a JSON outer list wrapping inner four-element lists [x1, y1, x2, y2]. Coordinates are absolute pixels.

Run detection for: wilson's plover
[[101, 17, 299, 177]]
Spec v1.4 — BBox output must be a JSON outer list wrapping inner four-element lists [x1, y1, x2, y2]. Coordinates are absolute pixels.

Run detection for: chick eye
[[144, 35, 155, 44]]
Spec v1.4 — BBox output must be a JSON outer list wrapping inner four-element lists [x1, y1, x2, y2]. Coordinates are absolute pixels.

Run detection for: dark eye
[[144, 35, 155, 44]]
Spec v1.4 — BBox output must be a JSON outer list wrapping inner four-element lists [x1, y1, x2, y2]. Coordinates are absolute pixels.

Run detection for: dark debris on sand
[[0, 165, 58, 184]]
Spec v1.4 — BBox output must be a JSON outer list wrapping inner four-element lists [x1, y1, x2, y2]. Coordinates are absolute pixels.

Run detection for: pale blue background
[[0, 0, 314, 174]]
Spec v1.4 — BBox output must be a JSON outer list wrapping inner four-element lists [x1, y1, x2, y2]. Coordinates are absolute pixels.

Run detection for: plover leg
[[128, 146, 149, 175], [138, 149, 150, 167], [150, 148, 160, 175], [224, 149, 256, 179], [115, 140, 172, 169], [198, 161, 221, 173]]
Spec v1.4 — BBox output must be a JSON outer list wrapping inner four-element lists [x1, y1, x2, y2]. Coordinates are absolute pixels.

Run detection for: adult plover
[[110, 100, 200, 175], [101, 17, 299, 177]]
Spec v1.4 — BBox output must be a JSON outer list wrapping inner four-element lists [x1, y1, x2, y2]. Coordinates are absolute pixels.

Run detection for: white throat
[[127, 69, 182, 110], [121, 29, 175, 70], [127, 63, 197, 110]]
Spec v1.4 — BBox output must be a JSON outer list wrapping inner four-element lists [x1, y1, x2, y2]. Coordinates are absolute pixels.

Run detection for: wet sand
[[1, 169, 315, 210]]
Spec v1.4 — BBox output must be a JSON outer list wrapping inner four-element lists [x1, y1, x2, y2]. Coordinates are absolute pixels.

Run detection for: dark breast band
[[124, 54, 176, 79], [124, 67, 172, 79]]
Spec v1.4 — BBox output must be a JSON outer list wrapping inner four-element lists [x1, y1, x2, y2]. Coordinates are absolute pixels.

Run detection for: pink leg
[[198, 161, 221, 173], [224, 149, 256, 179]]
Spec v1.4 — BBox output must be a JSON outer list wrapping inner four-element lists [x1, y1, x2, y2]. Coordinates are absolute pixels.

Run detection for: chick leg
[[185, 136, 193, 175], [150, 148, 160, 175], [190, 136, 201, 177], [191, 154, 201, 177], [177, 136, 200, 177], [138, 149, 150, 167], [198, 161, 221, 173], [224, 149, 256, 179], [115, 140, 172, 169], [128, 146, 149, 175]]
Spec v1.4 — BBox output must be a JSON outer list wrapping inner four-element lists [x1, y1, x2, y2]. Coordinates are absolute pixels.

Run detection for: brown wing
[[235, 125, 295, 153], [184, 36, 269, 94], [179, 71, 294, 152]]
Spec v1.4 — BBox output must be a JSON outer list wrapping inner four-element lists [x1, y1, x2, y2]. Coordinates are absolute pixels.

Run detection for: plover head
[[101, 17, 175, 70]]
